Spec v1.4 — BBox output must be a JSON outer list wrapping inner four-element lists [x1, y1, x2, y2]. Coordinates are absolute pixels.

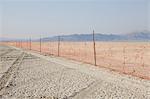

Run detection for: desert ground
[[0, 45, 150, 99], [7, 41, 150, 79]]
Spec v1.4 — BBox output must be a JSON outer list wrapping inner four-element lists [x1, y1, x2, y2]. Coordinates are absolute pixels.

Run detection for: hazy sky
[[0, 0, 149, 39]]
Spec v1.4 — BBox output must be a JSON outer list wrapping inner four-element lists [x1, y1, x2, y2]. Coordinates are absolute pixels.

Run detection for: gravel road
[[0, 45, 150, 99]]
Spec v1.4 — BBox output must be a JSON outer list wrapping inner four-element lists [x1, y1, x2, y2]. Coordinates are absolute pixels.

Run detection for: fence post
[[17, 41, 18, 47], [19, 41, 21, 48], [123, 47, 126, 73], [40, 37, 42, 53], [58, 36, 60, 56], [15, 41, 16, 47], [21, 41, 22, 48], [93, 30, 97, 66], [29, 38, 31, 50]]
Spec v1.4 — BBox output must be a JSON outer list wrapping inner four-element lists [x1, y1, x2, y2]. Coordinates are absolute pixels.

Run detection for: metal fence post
[[29, 38, 31, 50], [21, 40, 22, 48], [93, 30, 97, 66], [19, 41, 21, 48], [40, 37, 42, 53], [58, 36, 60, 56], [15, 41, 17, 47], [123, 47, 126, 73]]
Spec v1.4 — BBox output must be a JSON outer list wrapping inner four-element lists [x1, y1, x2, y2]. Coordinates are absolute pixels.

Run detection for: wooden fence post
[[93, 30, 97, 66]]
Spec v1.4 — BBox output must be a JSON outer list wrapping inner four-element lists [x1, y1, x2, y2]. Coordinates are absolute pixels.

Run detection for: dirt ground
[[0, 45, 150, 99], [5, 42, 150, 79]]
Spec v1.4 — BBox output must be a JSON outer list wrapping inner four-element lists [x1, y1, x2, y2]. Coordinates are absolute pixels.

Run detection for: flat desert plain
[[0, 45, 150, 99], [7, 42, 150, 80]]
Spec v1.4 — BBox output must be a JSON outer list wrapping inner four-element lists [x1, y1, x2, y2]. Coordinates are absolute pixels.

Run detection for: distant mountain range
[[41, 31, 150, 42], [0, 38, 23, 42], [1, 31, 150, 42]]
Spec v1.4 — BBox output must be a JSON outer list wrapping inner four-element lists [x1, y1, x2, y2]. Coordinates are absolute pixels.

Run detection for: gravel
[[0, 45, 150, 99]]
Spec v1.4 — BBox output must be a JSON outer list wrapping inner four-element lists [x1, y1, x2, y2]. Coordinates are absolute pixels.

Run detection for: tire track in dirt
[[1, 45, 149, 99], [0, 49, 13, 57], [0, 52, 25, 96], [54, 67, 96, 99]]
